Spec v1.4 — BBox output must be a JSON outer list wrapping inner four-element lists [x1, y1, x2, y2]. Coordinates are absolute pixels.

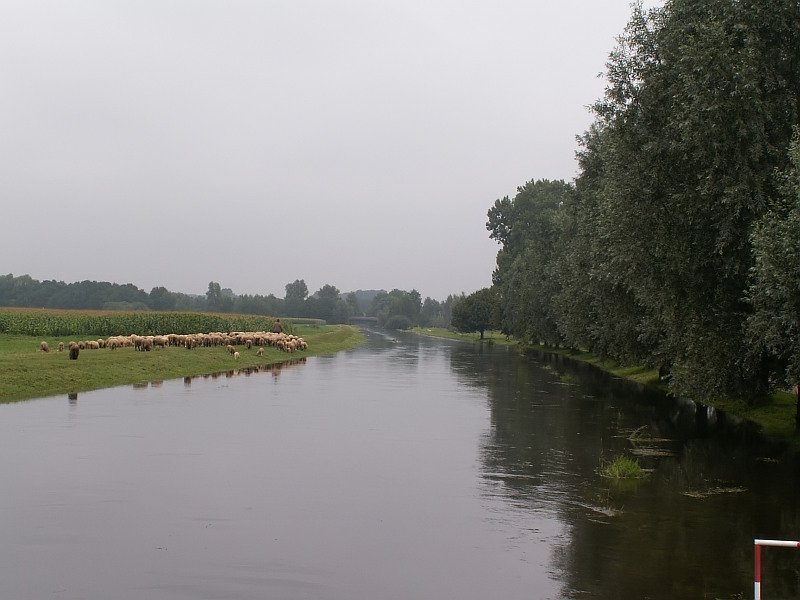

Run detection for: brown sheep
[[226, 344, 236, 355], [40, 341, 49, 352], [68, 342, 79, 360]]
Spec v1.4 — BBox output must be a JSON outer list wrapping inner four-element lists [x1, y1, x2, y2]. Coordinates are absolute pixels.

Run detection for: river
[[1, 329, 798, 599]]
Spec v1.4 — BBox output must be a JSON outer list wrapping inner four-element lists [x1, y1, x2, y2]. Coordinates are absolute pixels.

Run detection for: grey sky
[[1, 1, 653, 301]]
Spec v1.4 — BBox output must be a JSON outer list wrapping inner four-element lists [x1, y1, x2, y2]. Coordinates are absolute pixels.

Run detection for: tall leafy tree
[[748, 130, 800, 414], [586, 0, 799, 399], [487, 179, 571, 345], [451, 288, 500, 339], [148, 286, 176, 310], [554, 129, 653, 363], [284, 279, 309, 317]]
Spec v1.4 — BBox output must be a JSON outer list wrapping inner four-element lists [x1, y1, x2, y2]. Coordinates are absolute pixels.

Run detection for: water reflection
[[449, 344, 800, 599], [155, 358, 309, 390]]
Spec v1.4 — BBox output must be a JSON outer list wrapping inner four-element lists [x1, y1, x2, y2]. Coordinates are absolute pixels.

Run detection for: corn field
[[0, 308, 296, 337]]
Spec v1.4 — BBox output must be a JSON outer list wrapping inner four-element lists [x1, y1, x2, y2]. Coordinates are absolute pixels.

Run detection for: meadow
[[0, 308, 363, 402]]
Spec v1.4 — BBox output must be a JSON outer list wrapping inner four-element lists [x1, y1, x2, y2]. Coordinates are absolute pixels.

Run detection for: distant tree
[[206, 281, 222, 311], [384, 314, 413, 330], [233, 293, 283, 316], [451, 288, 499, 339], [345, 292, 361, 317], [368, 289, 422, 327], [312, 284, 352, 323], [148, 286, 176, 310], [284, 279, 309, 317]]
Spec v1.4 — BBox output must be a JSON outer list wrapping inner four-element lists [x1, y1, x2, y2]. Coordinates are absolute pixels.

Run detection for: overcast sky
[[1, 1, 656, 301]]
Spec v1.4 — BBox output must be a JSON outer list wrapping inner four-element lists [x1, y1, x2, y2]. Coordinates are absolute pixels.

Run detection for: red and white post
[[753, 539, 800, 600]]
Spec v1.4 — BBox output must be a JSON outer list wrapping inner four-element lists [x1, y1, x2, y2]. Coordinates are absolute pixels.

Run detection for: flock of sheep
[[38, 331, 309, 360]]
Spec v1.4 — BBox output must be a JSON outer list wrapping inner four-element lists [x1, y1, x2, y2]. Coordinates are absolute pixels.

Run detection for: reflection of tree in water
[[448, 344, 800, 599]]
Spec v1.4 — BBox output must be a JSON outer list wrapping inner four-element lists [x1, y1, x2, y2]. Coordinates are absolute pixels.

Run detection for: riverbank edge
[[0, 325, 365, 404], [411, 327, 800, 446]]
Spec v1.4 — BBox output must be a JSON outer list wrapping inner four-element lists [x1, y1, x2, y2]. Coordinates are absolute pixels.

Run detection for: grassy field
[[411, 327, 517, 345], [0, 324, 364, 403]]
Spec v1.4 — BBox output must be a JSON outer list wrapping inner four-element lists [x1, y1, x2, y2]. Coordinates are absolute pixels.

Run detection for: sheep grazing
[[68, 341, 79, 360], [40, 341, 49, 352], [226, 344, 236, 355], [57, 342, 64, 352], [256, 347, 264, 357], [233, 351, 240, 360]]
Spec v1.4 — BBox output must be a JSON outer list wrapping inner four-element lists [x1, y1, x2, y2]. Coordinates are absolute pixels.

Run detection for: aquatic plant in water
[[600, 455, 647, 479]]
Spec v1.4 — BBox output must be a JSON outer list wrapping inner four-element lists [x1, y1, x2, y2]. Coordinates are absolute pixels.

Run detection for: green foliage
[[488, 180, 572, 345], [486, 0, 800, 407], [384, 314, 412, 330], [748, 129, 800, 388], [306, 284, 353, 324], [368, 289, 422, 327], [284, 279, 309, 317], [600, 455, 647, 480], [584, 0, 799, 399], [451, 288, 500, 339]]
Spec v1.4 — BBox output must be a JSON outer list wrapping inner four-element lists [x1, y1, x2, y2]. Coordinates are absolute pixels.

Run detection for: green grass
[[0, 324, 364, 403], [600, 455, 647, 479], [411, 327, 517, 345]]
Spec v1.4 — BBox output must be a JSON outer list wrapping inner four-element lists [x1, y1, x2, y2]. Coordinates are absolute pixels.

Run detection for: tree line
[[461, 0, 800, 405], [0, 273, 460, 328]]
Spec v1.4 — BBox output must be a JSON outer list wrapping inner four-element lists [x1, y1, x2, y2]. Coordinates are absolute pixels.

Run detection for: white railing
[[754, 538, 800, 599]]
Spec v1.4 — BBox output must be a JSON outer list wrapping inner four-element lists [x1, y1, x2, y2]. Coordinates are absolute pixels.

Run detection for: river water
[[1, 329, 798, 599]]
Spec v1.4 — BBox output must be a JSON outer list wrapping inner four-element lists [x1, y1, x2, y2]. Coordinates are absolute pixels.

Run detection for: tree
[[487, 179, 571, 345], [206, 281, 222, 311], [148, 286, 176, 310], [311, 284, 352, 323], [284, 279, 308, 317], [748, 130, 800, 423], [580, 0, 799, 399], [368, 289, 422, 327], [451, 288, 499, 339], [345, 292, 360, 317]]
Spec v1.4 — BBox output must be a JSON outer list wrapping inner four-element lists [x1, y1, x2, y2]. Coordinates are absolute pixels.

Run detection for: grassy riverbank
[[0, 324, 364, 403], [545, 347, 799, 443], [413, 328, 800, 445], [410, 327, 517, 345]]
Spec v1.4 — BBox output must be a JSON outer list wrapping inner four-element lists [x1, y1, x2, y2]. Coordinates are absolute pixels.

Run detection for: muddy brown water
[[1, 329, 798, 599]]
